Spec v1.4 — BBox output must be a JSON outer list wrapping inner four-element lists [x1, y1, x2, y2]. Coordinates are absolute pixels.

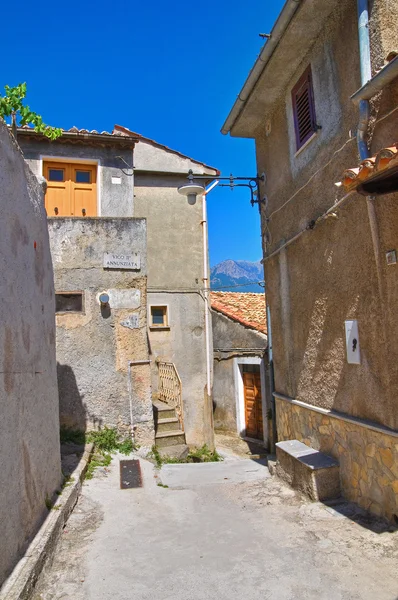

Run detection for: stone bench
[[275, 440, 340, 501]]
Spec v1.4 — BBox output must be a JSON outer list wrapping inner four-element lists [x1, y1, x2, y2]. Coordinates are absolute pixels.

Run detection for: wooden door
[[243, 371, 264, 440], [43, 161, 97, 217], [43, 162, 71, 217], [70, 164, 97, 217]]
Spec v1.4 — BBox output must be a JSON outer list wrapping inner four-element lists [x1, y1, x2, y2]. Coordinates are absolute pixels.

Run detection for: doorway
[[242, 364, 264, 441]]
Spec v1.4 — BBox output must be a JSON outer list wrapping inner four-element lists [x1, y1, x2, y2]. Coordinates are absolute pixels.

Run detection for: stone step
[[155, 430, 186, 448], [275, 439, 340, 502], [158, 444, 189, 460], [153, 401, 176, 421], [156, 417, 181, 433]]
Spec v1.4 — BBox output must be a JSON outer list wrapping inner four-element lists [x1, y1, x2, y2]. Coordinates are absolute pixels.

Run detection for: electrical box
[[345, 320, 360, 365]]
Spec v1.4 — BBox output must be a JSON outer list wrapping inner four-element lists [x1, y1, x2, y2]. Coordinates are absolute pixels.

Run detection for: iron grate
[[120, 459, 143, 489]]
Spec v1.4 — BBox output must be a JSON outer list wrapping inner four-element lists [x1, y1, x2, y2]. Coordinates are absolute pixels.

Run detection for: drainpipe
[[266, 304, 277, 453], [357, 0, 372, 160], [202, 180, 219, 398], [127, 359, 151, 442]]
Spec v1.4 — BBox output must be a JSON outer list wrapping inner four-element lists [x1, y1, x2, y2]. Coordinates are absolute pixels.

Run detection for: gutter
[[351, 55, 398, 104], [221, 0, 302, 135]]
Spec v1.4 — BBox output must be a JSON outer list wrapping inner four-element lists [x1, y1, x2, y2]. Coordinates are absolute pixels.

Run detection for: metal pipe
[[352, 55, 398, 103], [221, 0, 302, 135], [266, 304, 277, 453], [202, 184, 217, 398], [356, 0, 372, 160], [127, 360, 151, 442]]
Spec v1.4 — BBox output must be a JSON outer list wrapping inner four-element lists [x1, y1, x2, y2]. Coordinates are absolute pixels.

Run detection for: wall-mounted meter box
[[345, 320, 360, 365]]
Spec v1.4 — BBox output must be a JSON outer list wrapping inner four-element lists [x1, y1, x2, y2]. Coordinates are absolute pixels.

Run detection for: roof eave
[[221, 0, 303, 137], [16, 128, 139, 148]]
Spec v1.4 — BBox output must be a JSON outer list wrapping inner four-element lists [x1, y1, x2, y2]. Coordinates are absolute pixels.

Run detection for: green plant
[[188, 444, 222, 463], [60, 426, 86, 445], [45, 494, 52, 510], [117, 437, 135, 455], [85, 452, 112, 480], [0, 83, 62, 140], [87, 426, 136, 454], [157, 482, 169, 488], [148, 444, 222, 467]]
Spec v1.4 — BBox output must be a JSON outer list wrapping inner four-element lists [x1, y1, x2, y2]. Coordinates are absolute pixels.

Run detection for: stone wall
[[0, 123, 61, 586], [276, 397, 398, 521], [48, 217, 154, 446]]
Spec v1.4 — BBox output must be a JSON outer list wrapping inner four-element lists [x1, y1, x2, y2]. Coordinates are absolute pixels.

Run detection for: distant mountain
[[210, 260, 264, 293]]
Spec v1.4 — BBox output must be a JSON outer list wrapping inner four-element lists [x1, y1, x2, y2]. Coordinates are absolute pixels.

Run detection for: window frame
[[291, 65, 317, 151], [149, 305, 170, 330], [55, 291, 85, 315]]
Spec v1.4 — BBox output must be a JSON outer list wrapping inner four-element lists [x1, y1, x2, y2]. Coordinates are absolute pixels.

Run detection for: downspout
[[357, 0, 371, 160], [202, 180, 219, 399], [356, 1, 390, 392], [266, 304, 277, 453]]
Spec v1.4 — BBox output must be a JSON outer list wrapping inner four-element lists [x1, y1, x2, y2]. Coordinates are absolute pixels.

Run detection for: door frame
[[233, 356, 268, 447]]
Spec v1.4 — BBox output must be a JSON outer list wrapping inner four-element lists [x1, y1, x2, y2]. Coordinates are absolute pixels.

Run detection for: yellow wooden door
[[43, 161, 97, 217], [43, 162, 71, 216], [70, 164, 97, 217], [243, 372, 264, 440]]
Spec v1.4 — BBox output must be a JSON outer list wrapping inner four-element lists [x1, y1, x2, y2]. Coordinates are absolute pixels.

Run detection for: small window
[[75, 170, 91, 184], [56, 292, 84, 313], [150, 306, 168, 328], [292, 66, 317, 150], [48, 168, 65, 182]]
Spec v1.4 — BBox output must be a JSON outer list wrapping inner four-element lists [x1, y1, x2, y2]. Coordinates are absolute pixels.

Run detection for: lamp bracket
[[187, 170, 266, 210]]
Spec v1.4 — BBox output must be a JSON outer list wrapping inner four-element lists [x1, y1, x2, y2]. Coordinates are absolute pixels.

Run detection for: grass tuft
[[148, 444, 222, 467]]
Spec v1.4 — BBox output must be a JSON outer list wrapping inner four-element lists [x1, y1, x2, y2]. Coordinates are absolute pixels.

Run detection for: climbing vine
[[0, 82, 62, 140]]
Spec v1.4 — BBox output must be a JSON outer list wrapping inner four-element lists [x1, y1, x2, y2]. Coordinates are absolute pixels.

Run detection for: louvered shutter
[[292, 66, 317, 150]]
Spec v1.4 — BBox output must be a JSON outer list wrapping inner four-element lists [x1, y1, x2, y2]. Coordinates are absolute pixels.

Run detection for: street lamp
[[178, 169, 266, 208]]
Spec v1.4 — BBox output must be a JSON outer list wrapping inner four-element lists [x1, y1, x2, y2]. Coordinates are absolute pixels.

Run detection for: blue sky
[[2, 0, 284, 266]]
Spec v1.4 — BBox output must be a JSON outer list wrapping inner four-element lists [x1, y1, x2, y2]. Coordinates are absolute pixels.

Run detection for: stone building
[[0, 122, 61, 585], [18, 125, 218, 448], [211, 292, 268, 446], [222, 0, 398, 519]]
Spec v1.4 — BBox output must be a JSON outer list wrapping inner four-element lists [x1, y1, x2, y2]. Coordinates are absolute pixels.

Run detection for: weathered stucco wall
[[148, 291, 213, 447], [212, 310, 267, 434], [257, 0, 398, 430], [48, 217, 154, 445], [0, 123, 61, 586], [20, 138, 135, 217], [247, 0, 398, 518], [135, 172, 214, 447]]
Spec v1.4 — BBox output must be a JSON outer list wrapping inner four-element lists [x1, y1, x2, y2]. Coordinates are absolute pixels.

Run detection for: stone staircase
[[152, 400, 188, 458]]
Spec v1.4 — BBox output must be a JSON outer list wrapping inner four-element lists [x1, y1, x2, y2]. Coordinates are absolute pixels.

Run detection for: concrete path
[[33, 454, 398, 600], [159, 458, 270, 487]]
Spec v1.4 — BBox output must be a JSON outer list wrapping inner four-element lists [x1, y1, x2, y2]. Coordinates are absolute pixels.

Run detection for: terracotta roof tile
[[342, 144, 398, 191], [210, 292, 267, 334]]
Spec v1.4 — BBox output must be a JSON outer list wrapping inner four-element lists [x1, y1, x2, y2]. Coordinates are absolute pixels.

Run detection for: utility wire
[[210, 280, 265, 290]]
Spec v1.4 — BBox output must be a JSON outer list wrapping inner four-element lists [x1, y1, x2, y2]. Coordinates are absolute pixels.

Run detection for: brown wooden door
[[43, 161, 97, 217], [70, 165, 97, 217], [243, 371, 264, 440], [43, 162, 71, 217]]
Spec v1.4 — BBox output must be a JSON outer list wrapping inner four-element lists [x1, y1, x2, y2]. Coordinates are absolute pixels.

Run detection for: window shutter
[[292, 67, 317, 150]]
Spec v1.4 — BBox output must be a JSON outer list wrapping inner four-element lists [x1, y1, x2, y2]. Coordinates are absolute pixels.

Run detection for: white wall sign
[[103, 253, 140, 270], [106, 289, 141, 309], [120, 314, 139, 330]]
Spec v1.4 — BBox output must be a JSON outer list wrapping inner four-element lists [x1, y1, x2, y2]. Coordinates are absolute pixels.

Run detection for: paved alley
[[33, 455, 398, 600]]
